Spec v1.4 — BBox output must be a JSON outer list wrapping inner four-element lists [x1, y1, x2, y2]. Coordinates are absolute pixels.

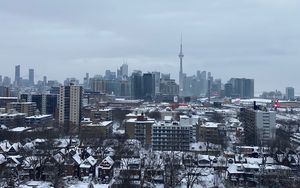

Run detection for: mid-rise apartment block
[[240, 107, 276, 146]]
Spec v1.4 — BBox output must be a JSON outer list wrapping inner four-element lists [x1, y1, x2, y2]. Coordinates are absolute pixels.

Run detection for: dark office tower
[[43, 76, 47, 85], [142, 73, 155, 101], [229, 78, 254, 98], [244, 79, 254, 98], [0, 86, 10, 97], [29, 69, 34, 85], [224, 83, 233, 97], [15, 65, 21, 86], [46, 94, 58, 116], [0, 75, 2, 86], [131, 71, 143, 99], [21, 93, 58, 116], [31, 94, 43, 114], [286, 87, 295, 100]]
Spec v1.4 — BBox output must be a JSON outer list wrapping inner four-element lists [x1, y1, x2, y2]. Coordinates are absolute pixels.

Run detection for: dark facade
[[131, 72, 143, 99], [224, 83, 233, 97], [20, 94, 58, 116], [229, 78, 254, 98], [142, 73, 155, 101]]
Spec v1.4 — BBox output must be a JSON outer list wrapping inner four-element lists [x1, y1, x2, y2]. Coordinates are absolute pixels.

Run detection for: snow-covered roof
[[10, 127, 31, 132], [0, 140, 11, 152], [72, 153, 82, 165], [227, 164, 244, 174], [53, 153, 64, 164], [0, 154, 6, 164], [99, 156, 114, 170], [25, 114, 52, 119], [86, 156, 97, 166], [202, 122, 219, 128]]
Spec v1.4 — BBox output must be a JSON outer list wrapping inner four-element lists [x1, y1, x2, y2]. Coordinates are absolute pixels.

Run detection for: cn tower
[[178, 34, 184, 96]]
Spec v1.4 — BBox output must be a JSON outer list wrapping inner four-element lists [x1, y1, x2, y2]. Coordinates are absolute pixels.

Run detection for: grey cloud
[[0, 0, 300, 93]]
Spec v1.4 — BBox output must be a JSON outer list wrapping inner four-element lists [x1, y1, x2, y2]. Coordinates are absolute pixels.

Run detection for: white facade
[[152, 121, 193, 151], [255, 110, 276, 145], [59, 85, 82, 125]]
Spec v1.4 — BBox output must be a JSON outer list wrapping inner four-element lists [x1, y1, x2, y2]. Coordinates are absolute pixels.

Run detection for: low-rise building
[[198, 122, 221, 144], [0, 111, 26, 128], [124, 115, 155, 148], [80, 121, 113, 140], [7, 102, 37, 117], [152, 121, 193, 151], [25, 114, 53, 127]]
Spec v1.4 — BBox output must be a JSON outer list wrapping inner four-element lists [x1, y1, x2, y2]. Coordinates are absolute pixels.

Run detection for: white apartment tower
[[241, 107, 276, 146], [59, 84, 82, 126]]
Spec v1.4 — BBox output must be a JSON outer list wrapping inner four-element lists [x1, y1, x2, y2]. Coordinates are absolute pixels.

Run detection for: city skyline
[[1, 1, 300, 93]]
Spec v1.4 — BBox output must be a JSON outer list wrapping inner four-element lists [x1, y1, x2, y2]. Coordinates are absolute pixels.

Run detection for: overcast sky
[[0, 0, 300, 94]]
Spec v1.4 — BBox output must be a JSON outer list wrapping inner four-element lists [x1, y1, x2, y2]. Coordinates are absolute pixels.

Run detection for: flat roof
[[10, 127, 31, 132], [25, 115, 52, 119]]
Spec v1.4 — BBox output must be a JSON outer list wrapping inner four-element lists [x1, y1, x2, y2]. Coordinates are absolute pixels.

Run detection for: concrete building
[[25, 114, 53, 127], [124, 115, 155, 148], [58, 84, 83, 126], [240, 107, 276, 146], [20, 94, 58, 116], [198, 122, 221, 144], [7, 102, 37, 116], [152, 121, 193, 151], [80, 121, 113, 140], [90, 109, 112, 122], [0, 111, 26, 128]]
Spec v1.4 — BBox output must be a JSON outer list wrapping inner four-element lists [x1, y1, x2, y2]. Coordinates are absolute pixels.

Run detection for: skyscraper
[[285, 87, 295, 100], [43, 76, 47, 86], [178, 35, 184, 96], [142, 73, 155, 101], [131, 71, 143, 99], [229, 78, 254, 98], [58, 84, 83, 127], [120, 63, 128, 77], [152, 71, 160, 94], [15, 65, 20, 86], [29, 69, 34, 85]]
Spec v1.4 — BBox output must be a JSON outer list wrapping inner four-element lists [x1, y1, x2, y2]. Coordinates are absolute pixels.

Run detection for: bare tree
[[182, 166, 204, 188], [164, 151, 183, 188], [142, 151, 165, 186]]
